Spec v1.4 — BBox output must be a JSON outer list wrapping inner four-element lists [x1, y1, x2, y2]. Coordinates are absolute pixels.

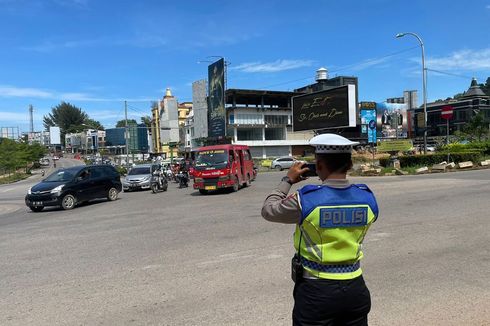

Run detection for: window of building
[[265, 127, 285, 140], [237, 128, 262, 141], [235, 114, 263, 125], [265, 115, 288, 126]]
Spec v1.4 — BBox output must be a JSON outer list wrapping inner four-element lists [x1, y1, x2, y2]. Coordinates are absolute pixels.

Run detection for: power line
[[426, 68, 481, 80], [329, 45, 420, 74], [256, 45, 420, 90]]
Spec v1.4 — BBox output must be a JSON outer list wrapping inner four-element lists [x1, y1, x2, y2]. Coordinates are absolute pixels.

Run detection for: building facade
[[225, 89, 313, 158], [159, 88, 180, 159], [411, 78, 490, 139]]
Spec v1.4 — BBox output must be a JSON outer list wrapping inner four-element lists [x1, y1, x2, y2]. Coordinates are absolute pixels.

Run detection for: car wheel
[[29, 206, 44, 212], [199, 189, 208, 195], [274, 165, 282, 171], [61, 194, 76, 210], [244, 174, 251, 187], [107, 187, 118, 201], [232, 177, 239, 192]]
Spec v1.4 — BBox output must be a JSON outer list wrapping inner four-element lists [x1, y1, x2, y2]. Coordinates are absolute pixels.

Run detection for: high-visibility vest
[[294, 184, 379, 280]]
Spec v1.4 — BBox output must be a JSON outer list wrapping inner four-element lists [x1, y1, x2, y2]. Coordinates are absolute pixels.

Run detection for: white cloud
[[0, 85, 155, 102], [423, 48, 490, 71], [231, 59, 315, 73], [0, 111, 29, 122], [0, 86, 52, 98], [22, 35, 167, 52]]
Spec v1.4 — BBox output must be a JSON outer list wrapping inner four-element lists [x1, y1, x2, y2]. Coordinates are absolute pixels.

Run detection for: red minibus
[[192, 144, 256, 194]]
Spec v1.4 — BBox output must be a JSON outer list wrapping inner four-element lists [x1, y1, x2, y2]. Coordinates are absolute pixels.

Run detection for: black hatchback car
[[25, 165, 122, 212]]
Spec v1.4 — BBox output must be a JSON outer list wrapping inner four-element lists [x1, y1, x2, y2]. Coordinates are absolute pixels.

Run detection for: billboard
[[292, 85, 357, 132], [192, 80, 208, 139], [208, 58, 226, 138], [49, 126, 61, 145], [376, 102, 408, 138], [360, 108, 377, 144]]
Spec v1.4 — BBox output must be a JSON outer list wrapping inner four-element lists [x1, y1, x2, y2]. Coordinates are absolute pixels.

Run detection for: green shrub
[[379, 151, 483, 167], [115, 166, 127, 176], [441, 141, 490, 155]]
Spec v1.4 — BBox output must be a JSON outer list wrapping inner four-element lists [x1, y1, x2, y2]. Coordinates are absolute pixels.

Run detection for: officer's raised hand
[[286, 161, 310, 184]]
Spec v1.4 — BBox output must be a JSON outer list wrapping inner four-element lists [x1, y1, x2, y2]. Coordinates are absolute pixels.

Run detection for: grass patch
[[0, 173, 30, 185]]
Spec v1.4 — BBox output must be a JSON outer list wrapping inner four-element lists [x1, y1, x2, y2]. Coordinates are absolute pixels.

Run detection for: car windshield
[[195, 150, 228, 170], [128, 167, 151, 175], [44, 170, 75, 182]]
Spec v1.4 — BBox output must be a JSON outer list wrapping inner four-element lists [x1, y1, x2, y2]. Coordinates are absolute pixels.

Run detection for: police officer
[[261, 134, 379, 326]]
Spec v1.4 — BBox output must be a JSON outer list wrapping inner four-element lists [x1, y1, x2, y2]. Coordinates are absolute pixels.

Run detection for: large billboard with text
[[208, 58, 225, 137], [292, 85, 357, 132]]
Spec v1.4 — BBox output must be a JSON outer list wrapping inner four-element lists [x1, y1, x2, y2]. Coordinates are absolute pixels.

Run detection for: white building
[[226, 89, 313, 158]]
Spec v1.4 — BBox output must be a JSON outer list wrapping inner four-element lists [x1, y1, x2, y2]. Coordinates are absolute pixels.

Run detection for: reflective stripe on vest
[[295, 184, 378, 280]]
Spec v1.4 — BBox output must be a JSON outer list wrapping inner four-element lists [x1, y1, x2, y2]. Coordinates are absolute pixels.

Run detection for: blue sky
[[1, 0, 489, 132]]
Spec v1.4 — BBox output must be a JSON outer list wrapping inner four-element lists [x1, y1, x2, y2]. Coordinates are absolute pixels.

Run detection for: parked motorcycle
[[151, 171, 168, 193]]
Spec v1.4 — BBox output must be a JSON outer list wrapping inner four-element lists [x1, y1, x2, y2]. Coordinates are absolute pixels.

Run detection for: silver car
[[122, 164, 158, 192], [271, 157, 296, 171]]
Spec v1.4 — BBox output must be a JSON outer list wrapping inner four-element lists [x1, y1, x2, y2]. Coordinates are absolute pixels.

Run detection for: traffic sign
[[441, 106, 454, 120]]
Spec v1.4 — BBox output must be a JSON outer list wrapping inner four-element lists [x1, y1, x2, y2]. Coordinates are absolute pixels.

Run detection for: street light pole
[[125, 100, 129, 166], [396, 32, 427, 154]]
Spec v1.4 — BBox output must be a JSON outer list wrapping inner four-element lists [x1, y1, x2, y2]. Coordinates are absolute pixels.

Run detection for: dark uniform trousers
[[293, 275, 371, 326]]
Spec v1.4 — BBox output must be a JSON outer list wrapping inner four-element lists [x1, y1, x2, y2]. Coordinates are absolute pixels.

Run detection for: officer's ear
[[315, 156, 326, 174]]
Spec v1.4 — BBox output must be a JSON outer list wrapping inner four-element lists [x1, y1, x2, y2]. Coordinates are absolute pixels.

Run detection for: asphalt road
[[0, 161, 489, 326]]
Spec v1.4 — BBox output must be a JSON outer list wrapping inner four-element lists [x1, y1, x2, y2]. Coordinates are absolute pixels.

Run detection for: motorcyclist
[[178, 163, 189, 188], [154, 165, 165, 187]]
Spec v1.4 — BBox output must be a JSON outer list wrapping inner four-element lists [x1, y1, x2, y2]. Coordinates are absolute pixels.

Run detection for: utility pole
[[125, 100, 129, 166]]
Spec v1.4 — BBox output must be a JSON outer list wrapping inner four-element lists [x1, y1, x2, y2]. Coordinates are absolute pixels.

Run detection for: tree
[[84, 118, 105, 130], [456, 112, 489, 142], [0, 138, 47, 176], [115, 119, 137, 128], [481, 77, 490, 96], [43, 101, 104, 145], [43, 102, 88, 132], [140, 116, 152, 128]]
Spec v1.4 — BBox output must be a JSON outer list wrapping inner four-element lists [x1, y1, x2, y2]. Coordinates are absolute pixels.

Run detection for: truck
[[192, 144, 256, 195]]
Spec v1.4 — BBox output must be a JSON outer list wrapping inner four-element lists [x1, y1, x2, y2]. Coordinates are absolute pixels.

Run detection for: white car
[[271, 157, 296, 171]]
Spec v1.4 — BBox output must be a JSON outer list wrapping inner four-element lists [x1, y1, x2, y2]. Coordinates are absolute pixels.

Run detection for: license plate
[[205, 186, 216, 190], [33, 201, 43, 206]]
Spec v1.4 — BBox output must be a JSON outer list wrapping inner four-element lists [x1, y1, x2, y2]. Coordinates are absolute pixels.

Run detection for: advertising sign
[[377, 139, 413, 152], [376, 102, 408, 139], [49, 126, 61, 145], [360, 109, 377, 143], [292, 85, 357, 132], [208, 58, 226, 138]]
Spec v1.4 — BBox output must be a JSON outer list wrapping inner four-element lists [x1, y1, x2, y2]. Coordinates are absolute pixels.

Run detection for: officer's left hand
[[287, 162, 310, 184]]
